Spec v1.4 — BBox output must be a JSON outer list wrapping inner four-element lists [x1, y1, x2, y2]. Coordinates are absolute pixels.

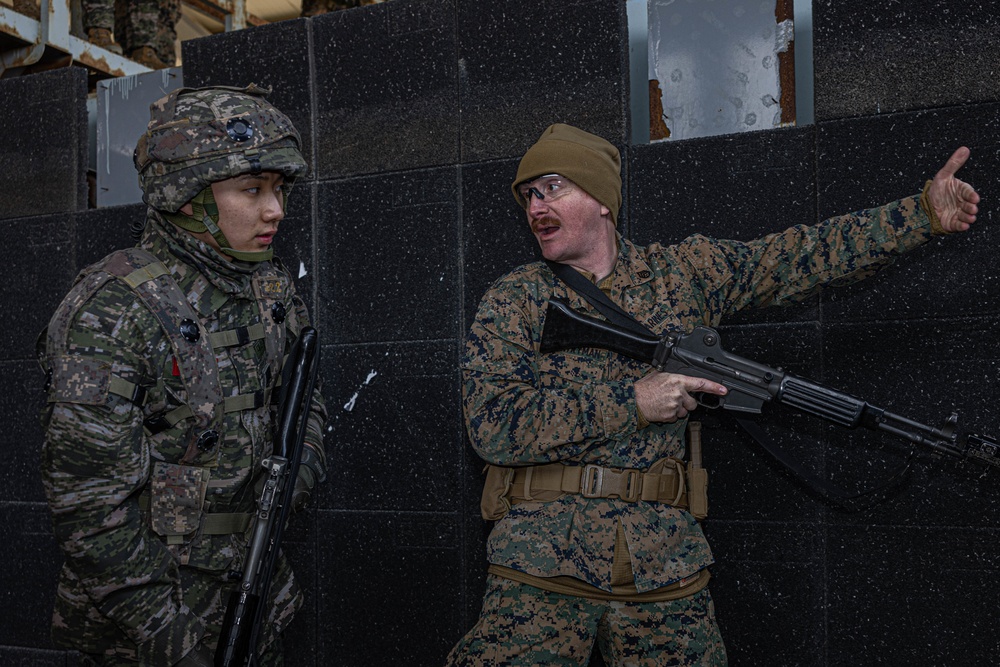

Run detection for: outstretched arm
[[927, 146, 981, 233]]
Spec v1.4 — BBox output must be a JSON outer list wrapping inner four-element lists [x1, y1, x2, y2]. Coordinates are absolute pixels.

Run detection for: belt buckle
[[581, 464, 604, 498], [620, 469, 641, 502], [582, 464, 641, 502]]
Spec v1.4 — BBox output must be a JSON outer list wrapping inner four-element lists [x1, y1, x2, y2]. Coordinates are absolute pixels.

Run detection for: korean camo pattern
[[40, 210, 327, 664], [135, 86, 306, 213], [446, 574, 727, 666], [462, 195, 932, 595]]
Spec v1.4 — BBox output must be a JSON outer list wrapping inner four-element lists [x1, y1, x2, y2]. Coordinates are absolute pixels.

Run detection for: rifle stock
[[216, 327, 320, 667], [540, 298, 1000, 470]]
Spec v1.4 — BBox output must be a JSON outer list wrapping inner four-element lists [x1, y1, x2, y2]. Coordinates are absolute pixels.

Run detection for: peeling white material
[[775, 18, 795, 53], [343, 369, 379, 411], [299, 261, 308, 279]]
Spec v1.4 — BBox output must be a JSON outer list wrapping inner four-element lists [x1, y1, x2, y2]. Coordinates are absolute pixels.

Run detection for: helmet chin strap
[[164, 187, 273, 263]]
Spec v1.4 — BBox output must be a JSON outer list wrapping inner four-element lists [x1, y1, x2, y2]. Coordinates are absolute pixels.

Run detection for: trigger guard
[[694, 392, 722, 409]]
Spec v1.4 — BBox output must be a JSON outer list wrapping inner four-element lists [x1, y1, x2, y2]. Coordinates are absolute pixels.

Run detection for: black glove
[[291, 444, 326, 511]]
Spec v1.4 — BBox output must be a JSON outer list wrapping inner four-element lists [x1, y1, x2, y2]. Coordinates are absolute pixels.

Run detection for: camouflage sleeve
[[40, 284, 202, 659], [674, 194, 933, 321], [463, 285, 639, 466]]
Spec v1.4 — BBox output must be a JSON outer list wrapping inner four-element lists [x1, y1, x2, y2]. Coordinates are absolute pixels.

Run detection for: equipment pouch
[[686, 466, 708, 520], [480, 464, 516, 520], [685, 421, 709, 520], [150, 462, 210, 540]]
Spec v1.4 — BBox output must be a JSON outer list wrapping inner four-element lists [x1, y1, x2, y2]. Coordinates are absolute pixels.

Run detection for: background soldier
[[82, 0, 181, 68], [39, 85, 327, 666], [447, 123, 981, 665]]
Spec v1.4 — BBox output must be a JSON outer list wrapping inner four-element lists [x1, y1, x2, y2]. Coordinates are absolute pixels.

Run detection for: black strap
[[545, 260, 653, 337], [545, 259, 911, 512], [734, 415, 914, 512]]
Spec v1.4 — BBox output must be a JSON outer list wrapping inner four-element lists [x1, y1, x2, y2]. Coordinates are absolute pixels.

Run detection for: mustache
[[532, 216, 560, 231]]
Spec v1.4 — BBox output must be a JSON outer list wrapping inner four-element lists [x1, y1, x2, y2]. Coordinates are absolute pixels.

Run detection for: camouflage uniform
[[300, 0, 384, 17], [39, 86, 326, 665], [82, 1, 179, 66], [450, 194, 936, 664]]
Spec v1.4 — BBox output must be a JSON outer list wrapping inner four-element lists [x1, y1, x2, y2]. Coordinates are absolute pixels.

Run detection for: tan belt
[[508, 459, 688, 508]]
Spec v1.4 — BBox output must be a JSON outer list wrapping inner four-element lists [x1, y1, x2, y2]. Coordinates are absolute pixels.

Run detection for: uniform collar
[[142, 209, 258, 299]]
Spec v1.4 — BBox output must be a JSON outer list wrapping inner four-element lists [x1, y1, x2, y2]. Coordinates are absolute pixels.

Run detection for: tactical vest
[[41, 247, 296, 468]]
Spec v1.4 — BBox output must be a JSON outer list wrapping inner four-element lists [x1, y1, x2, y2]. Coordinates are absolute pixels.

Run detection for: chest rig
[[44, 247, 294, 467]]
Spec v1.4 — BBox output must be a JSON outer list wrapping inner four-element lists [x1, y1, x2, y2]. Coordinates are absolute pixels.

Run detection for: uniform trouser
[[446, 574, 728, 666]]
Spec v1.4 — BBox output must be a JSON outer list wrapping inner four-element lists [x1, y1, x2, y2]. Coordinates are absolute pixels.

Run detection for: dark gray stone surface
[[813, 0, 1000, 121], [0, 213, 75, 362], [630, 126, 820, 327], [315, 169, 461, 345], [816, 104, 1000, 324], [323, 340, 462, 512], [0, 360, 48, 504], [316, 509, 463, 665], [456, 0, 630, 163], [73, 203, 143, 272], [0, 68, 88, 220], [0, 503, 63, 648], [311, 0, 460, 178]]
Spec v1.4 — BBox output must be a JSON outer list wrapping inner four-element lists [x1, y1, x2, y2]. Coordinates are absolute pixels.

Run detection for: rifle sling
[[734, 415, 914, 512], [545, 260, 654, 337], [545, 260, 913, 512]]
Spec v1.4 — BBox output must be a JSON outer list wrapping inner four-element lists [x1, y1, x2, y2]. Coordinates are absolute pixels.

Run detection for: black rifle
[[216, 326, 321, 667], [539, 298, 1000, 470]]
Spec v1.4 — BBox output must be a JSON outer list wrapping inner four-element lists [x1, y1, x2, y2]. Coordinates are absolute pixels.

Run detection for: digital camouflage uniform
[[83, 0, 180, 66], [40, 86, 326, 666], [449, 194, 937, 665]]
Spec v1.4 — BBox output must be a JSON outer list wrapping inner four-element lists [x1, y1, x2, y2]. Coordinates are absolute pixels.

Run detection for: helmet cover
[[134, 84, 307, 212]]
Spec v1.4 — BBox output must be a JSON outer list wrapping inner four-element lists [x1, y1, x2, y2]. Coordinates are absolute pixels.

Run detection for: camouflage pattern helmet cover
[[134, 84, 307, 212]]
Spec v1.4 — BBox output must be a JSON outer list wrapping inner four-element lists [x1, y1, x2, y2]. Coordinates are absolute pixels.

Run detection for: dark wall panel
[[316, 169, 461, 345], [0, 213, 75, 362], [311, 0, 459, 179], [456, 0, 630, 163], [816, 104, 1000, 324], [460, 158, 539, 328], [828, 524, 1000, 667], [630, 126, 817, 244], [316, 510, 463, 665], [0, 503, 63, 649], [629, 127, 820, 327], [813, 0, 1000, 121], [324, 340, 463, 513], [0, 68, 88, 220]]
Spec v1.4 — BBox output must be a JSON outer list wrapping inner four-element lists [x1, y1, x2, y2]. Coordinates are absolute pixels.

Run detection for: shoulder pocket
[[48, 355, 111, 405]]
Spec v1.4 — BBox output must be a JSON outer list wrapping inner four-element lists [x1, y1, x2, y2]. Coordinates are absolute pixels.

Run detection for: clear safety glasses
[[517, 174, 577, 207]]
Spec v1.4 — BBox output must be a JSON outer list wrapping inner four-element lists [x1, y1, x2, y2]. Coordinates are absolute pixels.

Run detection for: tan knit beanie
[[512, 123, 622, 224]]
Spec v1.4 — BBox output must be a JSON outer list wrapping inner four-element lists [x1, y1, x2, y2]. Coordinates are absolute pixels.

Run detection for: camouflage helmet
[[134, 84, 307, 212]]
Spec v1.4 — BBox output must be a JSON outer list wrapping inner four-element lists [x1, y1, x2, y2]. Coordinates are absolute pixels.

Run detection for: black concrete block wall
[[2, 1, 999, 665]]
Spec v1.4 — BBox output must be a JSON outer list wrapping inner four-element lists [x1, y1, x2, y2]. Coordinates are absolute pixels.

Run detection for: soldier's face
[[524, 180, 613, 274], [206, 172, 286, 256]]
